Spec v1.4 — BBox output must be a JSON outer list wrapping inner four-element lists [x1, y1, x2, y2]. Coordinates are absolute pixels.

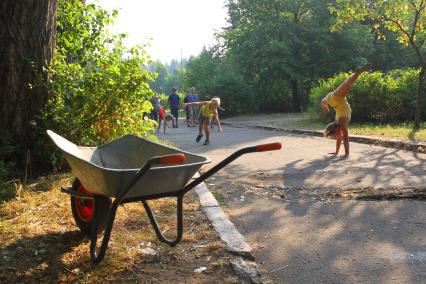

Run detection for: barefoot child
[[321, 63, 371, 158], [184, 97, 223, 145]]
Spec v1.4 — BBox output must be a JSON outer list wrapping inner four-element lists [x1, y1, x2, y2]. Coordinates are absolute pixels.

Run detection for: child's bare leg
[[338, 117, 350, 157], [342, 128, 349, 157], [333, 63, 371, 98], [157, 120, 161, 132], [332, 73, 361, 98], [163, 119, 166, 133], [198, 123, 203, 136], [204, 123, 210, 142], [335, 128, 343, 155]]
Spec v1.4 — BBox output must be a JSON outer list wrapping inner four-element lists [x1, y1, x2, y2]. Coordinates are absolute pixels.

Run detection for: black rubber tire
[[70, 179, 111, 236]]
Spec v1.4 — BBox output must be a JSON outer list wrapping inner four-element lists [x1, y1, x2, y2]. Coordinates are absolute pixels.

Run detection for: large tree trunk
[[0, 0, 57, 139], [414, 66, 425, 127], [291, 80, 301, 112]]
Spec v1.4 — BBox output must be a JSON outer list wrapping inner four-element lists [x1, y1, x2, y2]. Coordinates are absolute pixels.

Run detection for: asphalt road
[[159, 123, 426, 283]]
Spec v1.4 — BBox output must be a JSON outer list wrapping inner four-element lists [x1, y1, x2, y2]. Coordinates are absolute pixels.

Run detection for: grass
[[226, 113, 426, 142], [0, 180, 22, 202], [285, 118, 426, 141], [349, 122, 426, 141]]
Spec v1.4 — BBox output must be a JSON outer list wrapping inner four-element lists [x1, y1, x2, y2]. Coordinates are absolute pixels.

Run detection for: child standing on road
[[168, 87, 180, 128], [184, 97, 223, 145], [157, 105, 167, 133]]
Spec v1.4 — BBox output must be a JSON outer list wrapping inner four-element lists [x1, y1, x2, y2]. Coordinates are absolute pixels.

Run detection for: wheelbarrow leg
[[142, 194, 184, 246], [89, 197, 119, 263]]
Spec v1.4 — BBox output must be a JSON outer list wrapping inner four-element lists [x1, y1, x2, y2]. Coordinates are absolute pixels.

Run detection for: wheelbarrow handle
[[183, 142, 282, 192], [230, 142, 282, 155], [255, 142, 282, 152], [115, 153, 186, 202], [158, 153, 186, 165], [248, 142, 282, 152]]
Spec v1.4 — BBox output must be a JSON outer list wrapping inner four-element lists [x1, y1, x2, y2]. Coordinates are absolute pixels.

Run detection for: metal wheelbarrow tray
[[47, 130, 281, 263]]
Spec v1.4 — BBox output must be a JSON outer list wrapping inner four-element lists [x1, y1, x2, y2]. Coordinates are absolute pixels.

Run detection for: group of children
[[149, 62, 371, 153]]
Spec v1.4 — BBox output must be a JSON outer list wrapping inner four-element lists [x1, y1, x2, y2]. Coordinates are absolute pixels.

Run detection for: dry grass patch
[[0, 174, 239, 283]]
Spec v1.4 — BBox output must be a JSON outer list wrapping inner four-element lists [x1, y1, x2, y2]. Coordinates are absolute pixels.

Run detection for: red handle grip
[[255, 142, 282, 152], [159, 154, 186, 165]]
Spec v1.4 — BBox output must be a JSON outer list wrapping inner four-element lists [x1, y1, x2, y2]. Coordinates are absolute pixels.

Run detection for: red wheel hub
[[75, 185, 94, 222]]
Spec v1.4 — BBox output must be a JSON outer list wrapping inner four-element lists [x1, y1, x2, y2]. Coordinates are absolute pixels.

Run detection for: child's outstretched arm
[[183, 101, 208, 107]]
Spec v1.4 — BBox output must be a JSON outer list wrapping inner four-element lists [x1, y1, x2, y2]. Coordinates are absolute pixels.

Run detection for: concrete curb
[[195, 182, 253, 260], [194, 182, 265, 283], [221, 122, 426, 154]]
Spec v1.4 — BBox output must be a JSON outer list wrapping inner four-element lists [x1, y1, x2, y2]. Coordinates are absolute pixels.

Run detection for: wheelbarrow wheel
[[70, 179, 111, 236]]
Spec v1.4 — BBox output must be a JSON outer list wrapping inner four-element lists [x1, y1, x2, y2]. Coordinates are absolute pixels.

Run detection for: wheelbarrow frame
[[50, 130, 281, 263]]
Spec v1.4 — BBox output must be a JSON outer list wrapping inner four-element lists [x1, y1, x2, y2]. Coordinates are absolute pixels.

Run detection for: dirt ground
[[0, 175, 242, 283]]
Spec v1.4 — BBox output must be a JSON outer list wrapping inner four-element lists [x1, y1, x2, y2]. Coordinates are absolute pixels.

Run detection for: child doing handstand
[[322, 63, 371, 158]]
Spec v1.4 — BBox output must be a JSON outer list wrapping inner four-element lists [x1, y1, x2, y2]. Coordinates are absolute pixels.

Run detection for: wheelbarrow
[[47, 130, 281, 263]]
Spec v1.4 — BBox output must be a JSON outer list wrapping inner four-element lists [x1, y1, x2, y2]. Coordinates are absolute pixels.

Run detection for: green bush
[[309, 69, 419, 122], [43, 0, 156, 146], [210, 71, 254, 116], [22, 0, 159, 174]]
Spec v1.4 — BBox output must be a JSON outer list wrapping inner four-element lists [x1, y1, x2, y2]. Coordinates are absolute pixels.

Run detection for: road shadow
[[227, 193, 426, 283], [280, 147, 426, 190], [170, 125, 426, 282]]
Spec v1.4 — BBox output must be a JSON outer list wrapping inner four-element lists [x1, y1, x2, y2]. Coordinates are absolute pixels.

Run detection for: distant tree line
[[179, 0, 423, 120], [149, 58, 188, 95]]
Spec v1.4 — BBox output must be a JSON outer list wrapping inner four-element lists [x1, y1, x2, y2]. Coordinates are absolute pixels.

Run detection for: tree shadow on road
[[170, 125, 426, 282], [201, 133, 426, 282], [227, 191, 426, 283]]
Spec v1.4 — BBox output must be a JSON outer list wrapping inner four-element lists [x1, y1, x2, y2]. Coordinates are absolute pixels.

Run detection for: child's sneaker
[[203, 140, 210, 145], [196, 134, 203, 143]]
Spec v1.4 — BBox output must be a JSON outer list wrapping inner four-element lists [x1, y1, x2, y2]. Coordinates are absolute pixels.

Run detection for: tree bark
[[291, 80, 301, 112], [414, 66, 425, 127], [0, 0, 57, 139]]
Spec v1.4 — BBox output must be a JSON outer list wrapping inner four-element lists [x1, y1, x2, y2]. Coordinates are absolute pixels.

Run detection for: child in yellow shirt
[[322, 63, 371, 158], [184, 97, 223, 145]]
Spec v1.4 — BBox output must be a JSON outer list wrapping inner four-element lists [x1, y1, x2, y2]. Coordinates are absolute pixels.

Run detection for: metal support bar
[[141, 194, 184, 246], [61, 187, 94, 199], [89, 197, 120, 263]]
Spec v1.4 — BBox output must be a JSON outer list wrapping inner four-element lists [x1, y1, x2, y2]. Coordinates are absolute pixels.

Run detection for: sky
[[88, 0, 228, 64]]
